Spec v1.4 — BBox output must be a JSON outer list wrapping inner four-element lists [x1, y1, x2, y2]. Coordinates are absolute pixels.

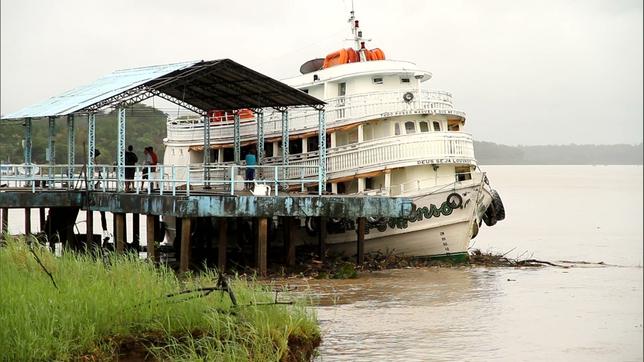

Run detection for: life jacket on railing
[[208, 109, 255, 123]]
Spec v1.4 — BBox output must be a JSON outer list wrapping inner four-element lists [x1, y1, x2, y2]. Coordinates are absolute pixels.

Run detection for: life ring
[[403, 92, 414, 103], [446, 193, 463, 209]]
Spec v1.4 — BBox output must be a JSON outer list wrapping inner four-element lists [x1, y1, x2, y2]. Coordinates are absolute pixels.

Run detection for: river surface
[[4, 165, 643, 361], [307, 165, 643, 361]]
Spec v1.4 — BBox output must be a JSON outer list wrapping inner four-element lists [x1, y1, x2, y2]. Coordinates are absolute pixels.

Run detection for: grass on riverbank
[[0, 237, 320, 361]]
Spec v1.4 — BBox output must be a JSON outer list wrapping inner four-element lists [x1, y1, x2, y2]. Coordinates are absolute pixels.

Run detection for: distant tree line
[[1, 106, 641, 165], [474, 141, 643, 165], [0, 104, 167, 165]]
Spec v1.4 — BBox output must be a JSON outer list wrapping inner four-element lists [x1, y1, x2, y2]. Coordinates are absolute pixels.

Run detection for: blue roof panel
[[2, 60, 199, 119]]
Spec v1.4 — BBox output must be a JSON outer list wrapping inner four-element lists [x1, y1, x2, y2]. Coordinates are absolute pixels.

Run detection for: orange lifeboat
[[323, 48, 349, 68], [371, 48, 385, 60], [346, 48, 359, 63]]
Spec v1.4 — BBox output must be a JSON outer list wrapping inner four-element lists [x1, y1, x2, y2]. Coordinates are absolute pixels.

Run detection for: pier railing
[[0, 163, 324, 196]]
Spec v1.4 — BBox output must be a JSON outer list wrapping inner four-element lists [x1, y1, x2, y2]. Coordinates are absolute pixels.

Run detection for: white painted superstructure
[[162, 12, 504, 259]]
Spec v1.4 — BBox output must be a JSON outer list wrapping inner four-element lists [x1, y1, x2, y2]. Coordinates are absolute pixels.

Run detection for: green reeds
[[0, 237, 320, 361]]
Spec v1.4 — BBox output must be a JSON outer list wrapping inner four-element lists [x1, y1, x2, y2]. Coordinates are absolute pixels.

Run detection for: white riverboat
[[162, 12, 505, 260]]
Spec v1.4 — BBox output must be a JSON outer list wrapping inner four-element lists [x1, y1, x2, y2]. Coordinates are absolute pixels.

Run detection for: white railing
[[0, 163, 324, 196], [165, 89, 466, 144], [263, 132, 475, 180]]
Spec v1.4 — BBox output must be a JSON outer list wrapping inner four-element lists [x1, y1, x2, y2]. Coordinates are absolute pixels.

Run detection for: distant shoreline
[[474, 141, 643, 165]]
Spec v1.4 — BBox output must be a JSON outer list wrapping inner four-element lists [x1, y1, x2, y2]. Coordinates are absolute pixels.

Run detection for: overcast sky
[[1, 0, 642, 145]]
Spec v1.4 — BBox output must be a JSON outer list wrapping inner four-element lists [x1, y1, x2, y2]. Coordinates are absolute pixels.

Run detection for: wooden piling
[[257, 217, 268, 276], [1, 208, 8, 237], [132, 213, 140, 251], [318, 216, 327, 261], [146, 215, 156, 263], [39, 208, 46, 232], [356, 217, 365, 265], [115, 213, 125, 253], [283, 217, 296, 267], [86, 210, 94, 247], [179, 218, 192, 273], [218, 218, 228, 271], [24, 208, 31, 236]]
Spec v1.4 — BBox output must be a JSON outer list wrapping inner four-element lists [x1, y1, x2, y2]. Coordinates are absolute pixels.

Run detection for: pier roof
[[2, 59, 324, 120]]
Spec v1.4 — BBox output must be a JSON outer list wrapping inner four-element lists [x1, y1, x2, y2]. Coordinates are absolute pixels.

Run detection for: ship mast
[[348, 4, 368, 62]]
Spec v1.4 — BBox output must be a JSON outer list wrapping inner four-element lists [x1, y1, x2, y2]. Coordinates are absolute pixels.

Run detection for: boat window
[[405, 121, 416, 134], [394, 123, 401, 136], [301, 88, 309, 94], [338, 82, 346, 96], [433, 121, 441, 131], [400, 78, 410, 83], [264, 142, 273, 157], [372, 77, 383, 85], [419, 121, 429, 132]]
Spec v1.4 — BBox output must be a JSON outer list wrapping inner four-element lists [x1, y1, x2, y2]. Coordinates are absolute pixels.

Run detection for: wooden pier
[[0, 189, 411, 275]]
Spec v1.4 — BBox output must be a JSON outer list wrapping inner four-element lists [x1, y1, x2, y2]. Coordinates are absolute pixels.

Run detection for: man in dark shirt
[[124, 145, 138, 191]]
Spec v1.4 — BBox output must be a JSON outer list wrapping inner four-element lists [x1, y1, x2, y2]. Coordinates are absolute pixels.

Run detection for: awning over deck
[[2, 59, 324, 120]]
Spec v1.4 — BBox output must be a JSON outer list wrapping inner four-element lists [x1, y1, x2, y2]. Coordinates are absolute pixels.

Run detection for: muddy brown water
[[5, 166, 643, 361], [302, 166, 643, 361]]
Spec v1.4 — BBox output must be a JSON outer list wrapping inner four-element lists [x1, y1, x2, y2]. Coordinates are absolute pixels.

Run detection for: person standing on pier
[[142, 146, 159, 190], [124, 145, 138, 192], [244, 148, 257, 190]]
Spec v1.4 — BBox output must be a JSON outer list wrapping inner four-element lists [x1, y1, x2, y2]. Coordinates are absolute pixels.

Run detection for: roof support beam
[[255, 110, 264, 165], [67, 115, 75, 185], [117, 108, 126, 192], [147, 88, 207, 116], [233, 112, 241, 164], [23, 118, 32, 167], [281, 110, 289, 182], [203, 114, 211, 188], [47, 117, 56, 187], [318, 109, 326, 195], [87, 113, 96, 190]]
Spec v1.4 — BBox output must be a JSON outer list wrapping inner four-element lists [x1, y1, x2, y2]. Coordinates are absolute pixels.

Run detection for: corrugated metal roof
[[2, 61, 198, 119], [1, 59, 324, 120]]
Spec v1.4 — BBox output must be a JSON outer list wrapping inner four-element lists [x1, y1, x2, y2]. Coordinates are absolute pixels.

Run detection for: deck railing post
[[281, 110, 289, 181], [159, 164, 164, 196], [172, 165, 176, 196], [186, 165, 191, 196], [274, 166, 278, 196], [230, 165, 235, 195]]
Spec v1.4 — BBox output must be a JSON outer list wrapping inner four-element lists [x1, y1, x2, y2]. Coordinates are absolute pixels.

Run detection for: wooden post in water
[[39, 208, 46, 232], [24, 208, 31, 237], [132, 213, 140, 252], [318, 216, 327, 261], [146, 215, 156, 263], [1, 208, 8, 237], [257, 217, 268, 276], [356, 217, 365, 265], [179, 218, 192, 273], [283, 217, 296, 267], [218, 218, 228, 271], [115, 213, 125, 253], [86, 210, 94, 247]]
